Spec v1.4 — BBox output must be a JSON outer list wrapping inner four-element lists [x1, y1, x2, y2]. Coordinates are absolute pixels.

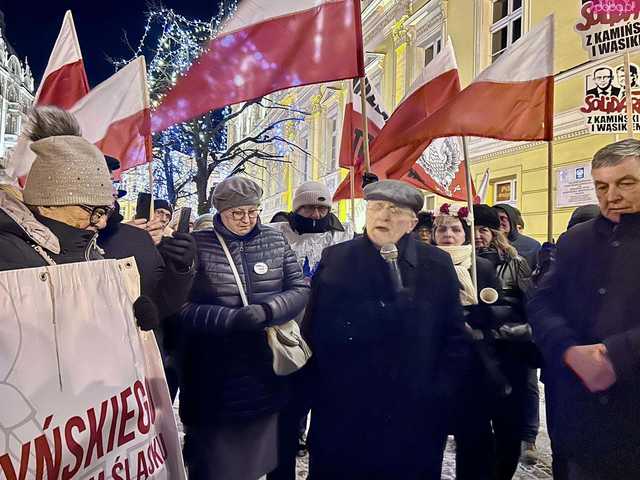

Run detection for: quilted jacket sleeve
[[179, 301, 240, 334], [261, 240, 310, 326]]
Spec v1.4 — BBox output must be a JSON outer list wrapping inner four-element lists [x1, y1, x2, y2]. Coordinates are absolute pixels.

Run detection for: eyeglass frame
[[366, 201, 415, 217], [298, 205, 330, 216], [78, 204, 115, 226], [228, 207, 262, 221]]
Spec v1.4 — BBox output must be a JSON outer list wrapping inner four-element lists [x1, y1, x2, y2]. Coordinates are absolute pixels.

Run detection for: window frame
[[493, 178, 518, 206], [490, 0, 523, 62]]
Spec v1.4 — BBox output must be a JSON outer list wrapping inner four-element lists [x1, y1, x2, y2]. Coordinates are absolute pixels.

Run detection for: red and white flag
[[34, 10, 90, 109], [6, 10, 89, 180], [334, 41, 473, 202], [151, 0, 365, 133], [9, 58, 151, 181], [393, 15, 554, 147], [338, 77, 388, 169], [71, 57, 152, 176]]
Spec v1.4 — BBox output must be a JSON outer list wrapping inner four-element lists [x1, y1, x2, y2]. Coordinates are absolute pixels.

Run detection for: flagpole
[[462, 137, 478, 303], [624, 52, 634, 138], [359, 77, 372, 173], [547, 141, 554, 243], [141, 55, 155, 220], [350, 166, 356, 227]]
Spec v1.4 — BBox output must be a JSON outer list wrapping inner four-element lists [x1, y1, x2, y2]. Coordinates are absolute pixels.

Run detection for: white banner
[[0, 259, 186, 480]]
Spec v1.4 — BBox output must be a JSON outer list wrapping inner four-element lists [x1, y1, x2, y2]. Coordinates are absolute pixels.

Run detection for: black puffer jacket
[[178, 216, 310, 426]]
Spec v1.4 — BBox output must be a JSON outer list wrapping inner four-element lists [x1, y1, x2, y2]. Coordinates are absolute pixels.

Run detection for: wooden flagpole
[[359, 77, 372, 173], [141, 56, 155, 220], [547, 141, 554, 243], [350, 166, 356, 226], [624, 52, 635, 138], [462, 137, 478, 302]]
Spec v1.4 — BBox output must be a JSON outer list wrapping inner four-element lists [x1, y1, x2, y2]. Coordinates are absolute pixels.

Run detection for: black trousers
[[267, 369, 312, 480], [491, 358, 529, 480]]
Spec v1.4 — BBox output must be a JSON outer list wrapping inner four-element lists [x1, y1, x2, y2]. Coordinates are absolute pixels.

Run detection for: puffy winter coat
[[178, 217, 310, 426]]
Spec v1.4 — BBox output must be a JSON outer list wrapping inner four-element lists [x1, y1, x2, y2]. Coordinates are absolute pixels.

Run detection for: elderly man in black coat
[[304, 180, 469, 480], [528, 139, 640, 479]]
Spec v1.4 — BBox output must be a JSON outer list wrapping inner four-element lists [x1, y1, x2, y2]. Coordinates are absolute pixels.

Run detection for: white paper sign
[[0, 259, 186, 480], [556, 164, 599, 208]]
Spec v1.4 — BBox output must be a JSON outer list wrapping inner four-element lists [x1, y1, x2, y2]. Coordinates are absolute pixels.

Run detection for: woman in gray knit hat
[[0, 106, 115, 270], [177, 176, 310, 480]]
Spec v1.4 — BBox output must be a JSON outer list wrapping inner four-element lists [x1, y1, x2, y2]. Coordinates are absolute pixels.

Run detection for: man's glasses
[[299, 205, 330, 216], [229, 208, 261, 221], [79, 204, 115, 225]]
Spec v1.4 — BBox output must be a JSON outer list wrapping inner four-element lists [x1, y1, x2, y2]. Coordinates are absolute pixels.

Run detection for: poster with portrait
[[580, 62, 640, 133]]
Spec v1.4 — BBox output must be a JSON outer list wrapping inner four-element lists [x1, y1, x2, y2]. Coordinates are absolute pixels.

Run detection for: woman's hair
[[432, 214, 471, 245], [488, 227, 517, 257]]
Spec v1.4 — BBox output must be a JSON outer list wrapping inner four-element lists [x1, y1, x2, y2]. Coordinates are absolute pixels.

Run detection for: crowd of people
[[1, 105, 639, 480]]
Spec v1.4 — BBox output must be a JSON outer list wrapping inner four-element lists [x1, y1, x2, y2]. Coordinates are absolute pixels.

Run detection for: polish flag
[[151, 0, 365, 133], [6, 10, 89, 181], [334, 41, 472, 202], [389, 15, 554, 150], [70, 57, 151, 176], [9, 58, 151, 181], [338, 76, 388, 169], [34, 10, 90, 110]]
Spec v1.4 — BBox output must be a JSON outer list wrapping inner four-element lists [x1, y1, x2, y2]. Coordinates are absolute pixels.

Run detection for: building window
[[424, 195, 436, 211], [494, 178, 518, 206], [328, 116, 338, 172], [491, 0, 523, 62], [424, 38, 442, 67], [6, 114, 18, 135]]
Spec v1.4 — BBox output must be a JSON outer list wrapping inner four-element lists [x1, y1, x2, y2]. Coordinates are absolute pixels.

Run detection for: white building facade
[[0, 20, 35, 171]]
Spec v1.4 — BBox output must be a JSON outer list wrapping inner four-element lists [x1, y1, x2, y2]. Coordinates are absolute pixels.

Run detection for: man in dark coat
[[528, 138, 640, 479], [494, 203, 541, 270], [305, 180, 469, 479]]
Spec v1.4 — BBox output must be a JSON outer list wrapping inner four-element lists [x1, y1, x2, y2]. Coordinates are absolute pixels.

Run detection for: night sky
[[1, 0, 224, 87]]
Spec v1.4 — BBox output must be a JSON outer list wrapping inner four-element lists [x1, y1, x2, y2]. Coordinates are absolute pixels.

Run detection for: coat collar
[[595, 212, 640, 239], [362, 233, 418, 268]]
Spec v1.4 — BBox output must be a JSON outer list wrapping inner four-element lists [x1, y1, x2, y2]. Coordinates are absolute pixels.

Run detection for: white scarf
[[438, 244, 477, 306]]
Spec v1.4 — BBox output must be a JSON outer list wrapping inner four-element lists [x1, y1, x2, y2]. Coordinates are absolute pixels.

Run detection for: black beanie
[[154, 199, 173, 215], [473, 204, 501, 230], [416, 211, 434, 229]]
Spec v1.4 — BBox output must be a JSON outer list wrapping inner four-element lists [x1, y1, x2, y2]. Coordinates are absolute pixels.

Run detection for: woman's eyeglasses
[[229, 209, 261, 221], [79, 204, 115, 225]]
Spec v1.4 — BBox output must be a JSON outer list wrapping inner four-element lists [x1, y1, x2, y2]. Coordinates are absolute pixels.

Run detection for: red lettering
[[133, 380, 151, 435], [576, 1, 640, 31], [85, 400, 109, 467], [112, 456, 125, 480], [0, 443, 31, 480], [34, 426, 62, 480], [136, 451, 149, 480], [62, 416, 86, 480], [107, 395, 120, 453], [118, 387, 136, 447]]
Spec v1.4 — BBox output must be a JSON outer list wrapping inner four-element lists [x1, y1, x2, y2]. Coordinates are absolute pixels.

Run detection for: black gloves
[[133, 296, 160, 331], [159, 233, 196, 271], [362, 171, 379, 189], [233, 304, 270, 332]]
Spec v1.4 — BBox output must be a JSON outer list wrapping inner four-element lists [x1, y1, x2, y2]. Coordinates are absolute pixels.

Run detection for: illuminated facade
[[231, 0, 631, 240]]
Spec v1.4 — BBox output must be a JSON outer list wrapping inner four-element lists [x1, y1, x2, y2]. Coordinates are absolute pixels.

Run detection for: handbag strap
[[213, 228, 249, 307]]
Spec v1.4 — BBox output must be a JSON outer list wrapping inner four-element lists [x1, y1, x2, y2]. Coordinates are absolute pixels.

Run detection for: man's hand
[[564, 344, 617, 392], [126, 218, 165, 245], [158, 233, 196, 271]]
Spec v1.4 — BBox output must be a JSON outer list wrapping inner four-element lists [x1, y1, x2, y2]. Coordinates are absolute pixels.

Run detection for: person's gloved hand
[[159, 233, 196, 271], [362, 171, 379, 189], [233, 305, 269, 331], [133, 296, 160, 331]]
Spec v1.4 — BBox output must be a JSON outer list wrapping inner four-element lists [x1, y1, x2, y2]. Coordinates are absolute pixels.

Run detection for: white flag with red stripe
[[334, 41, 472, 201], [34, 10, 90, 109], [6, 10, 89, 181], [151, 0, 365, 133], [71, 57, 151, 176], [338, 77, 388, 169], [393, 15, 555, 147], [8, 58, 151, 182]]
